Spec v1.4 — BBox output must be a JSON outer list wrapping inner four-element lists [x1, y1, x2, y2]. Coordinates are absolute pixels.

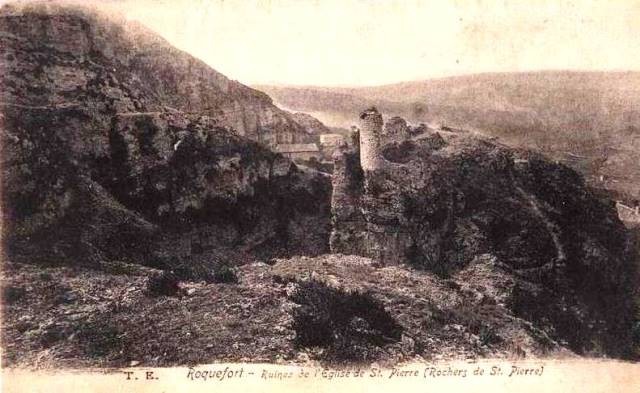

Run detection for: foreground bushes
[[145, 262, 239, 297], [146, 271, 181, 297], [290, 279, 402, 362]]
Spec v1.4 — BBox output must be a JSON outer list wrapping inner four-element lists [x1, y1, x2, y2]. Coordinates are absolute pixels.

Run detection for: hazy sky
[[107, 0, 640, 86]]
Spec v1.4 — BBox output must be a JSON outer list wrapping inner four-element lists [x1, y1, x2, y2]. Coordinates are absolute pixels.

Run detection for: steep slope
[[1, 2, 312, 145], [0, 3, 332, 268]]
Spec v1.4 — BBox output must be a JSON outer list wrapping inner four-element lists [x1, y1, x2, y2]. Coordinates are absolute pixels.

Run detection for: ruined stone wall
[[382, 116, 411, 144], [329, 146, 367, 255], [330, 110, 638, 357]]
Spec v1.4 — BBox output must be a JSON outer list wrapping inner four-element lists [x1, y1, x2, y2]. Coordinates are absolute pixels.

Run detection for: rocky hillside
[[331, 112, 638, 359], [0, 3, 332, 269], [1, 249, 636, 368], [0, 255, 572, 368]]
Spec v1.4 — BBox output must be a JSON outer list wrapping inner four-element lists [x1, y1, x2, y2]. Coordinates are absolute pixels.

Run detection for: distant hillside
[[257, 71, 640, 200]]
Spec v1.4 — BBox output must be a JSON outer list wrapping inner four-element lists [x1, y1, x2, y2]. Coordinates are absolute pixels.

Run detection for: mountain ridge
[[0, 1, 316, 145]]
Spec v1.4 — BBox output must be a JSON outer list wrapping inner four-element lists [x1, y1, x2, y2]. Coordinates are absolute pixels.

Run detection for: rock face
[[0, 3, 332, 267], [330, 110, 638, 358], [0, 3, 312, 146]]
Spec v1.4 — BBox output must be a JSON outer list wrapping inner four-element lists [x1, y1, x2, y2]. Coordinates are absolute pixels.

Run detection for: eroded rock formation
[[0, 3, 332, 267], [330, 108, 638, 358]]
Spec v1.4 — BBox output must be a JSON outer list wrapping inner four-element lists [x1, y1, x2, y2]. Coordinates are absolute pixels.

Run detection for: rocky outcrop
[[330, 111, 638, 358], [0, 3, 332, 267]]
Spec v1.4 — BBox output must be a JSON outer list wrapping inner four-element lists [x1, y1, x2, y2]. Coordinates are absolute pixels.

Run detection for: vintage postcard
[[1, 0, 639, 392]]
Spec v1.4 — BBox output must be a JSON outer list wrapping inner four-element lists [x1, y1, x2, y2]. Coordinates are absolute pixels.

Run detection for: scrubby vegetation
[[212, 264, 239, 284], [146, 271, 181, 297], [290, 279, 402, 363]]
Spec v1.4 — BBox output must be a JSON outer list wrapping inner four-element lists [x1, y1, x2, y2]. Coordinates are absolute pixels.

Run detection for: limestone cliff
[[0, 3, 331, 268], [0, 2, 312, 145]]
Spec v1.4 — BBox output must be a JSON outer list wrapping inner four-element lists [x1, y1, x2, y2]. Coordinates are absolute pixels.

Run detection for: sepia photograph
[[0, 0, 639, 391]]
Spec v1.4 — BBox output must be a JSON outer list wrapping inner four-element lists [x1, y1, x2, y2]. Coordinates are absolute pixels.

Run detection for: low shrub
[[290, 279, 402, 362], [2, 285, 27, 305], [146, 271, 181, 297], [172, 262, 215, 283], [212, 264, 239, 284]]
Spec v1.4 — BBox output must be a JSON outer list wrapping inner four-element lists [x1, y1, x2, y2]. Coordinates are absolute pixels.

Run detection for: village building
[[274, 143, 322, 161], [275, 130, 295, 145], [616, 201, 640, 224], [319, 133, 345, 146], [259, 128, 296, 148]]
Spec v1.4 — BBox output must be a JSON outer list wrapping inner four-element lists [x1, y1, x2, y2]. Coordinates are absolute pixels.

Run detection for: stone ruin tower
[[330, 107, 411, 264], [358, 107, 383, 171]]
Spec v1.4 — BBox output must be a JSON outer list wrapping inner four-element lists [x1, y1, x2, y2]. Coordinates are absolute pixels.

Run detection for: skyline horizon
[[3, 0, 639, 87], [112, 0, 640, 87], [250, 68, 640, 89]]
